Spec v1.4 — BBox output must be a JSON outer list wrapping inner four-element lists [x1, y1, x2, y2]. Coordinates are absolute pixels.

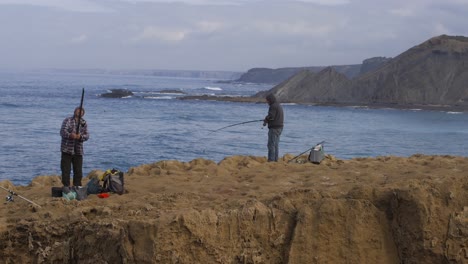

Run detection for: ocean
[[1, 70, 468, 185]]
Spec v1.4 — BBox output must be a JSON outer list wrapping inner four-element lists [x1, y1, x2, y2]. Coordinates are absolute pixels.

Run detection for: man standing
[[263, 94, 284, 162], [60, 107, 89, 187]]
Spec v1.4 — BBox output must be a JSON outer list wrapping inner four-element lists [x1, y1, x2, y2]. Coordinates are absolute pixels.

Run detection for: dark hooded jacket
[[265, 94, 284, 129]]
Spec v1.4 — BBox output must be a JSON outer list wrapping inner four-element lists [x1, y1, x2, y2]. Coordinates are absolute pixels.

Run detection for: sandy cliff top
[[1, 154, 467, 263]]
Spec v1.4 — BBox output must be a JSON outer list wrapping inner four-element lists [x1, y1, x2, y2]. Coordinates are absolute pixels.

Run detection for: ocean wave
[[135, 90, 186, 96], [203, 86, 222, 91], [144, 96, 173, 100], [447, 111, 463, 114]]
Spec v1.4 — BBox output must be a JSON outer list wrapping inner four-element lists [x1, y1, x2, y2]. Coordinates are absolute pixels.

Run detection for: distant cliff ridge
[[257, 35, 468, 110], [235, 64, 362, 84], [359, 57, 392, 75]]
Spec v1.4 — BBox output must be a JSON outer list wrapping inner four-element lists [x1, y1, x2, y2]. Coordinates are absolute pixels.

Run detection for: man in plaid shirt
[[60, 107, 89, 187]]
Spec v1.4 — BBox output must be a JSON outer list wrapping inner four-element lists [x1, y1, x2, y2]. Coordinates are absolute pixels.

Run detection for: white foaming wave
[[144, 96, 173, 100], [158, 92, 185, 95], [204, 86, 222, 91], [447, 111, 463, 114]]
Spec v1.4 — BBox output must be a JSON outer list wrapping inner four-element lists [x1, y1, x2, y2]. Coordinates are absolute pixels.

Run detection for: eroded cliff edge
[[0, 154, 467, 263]]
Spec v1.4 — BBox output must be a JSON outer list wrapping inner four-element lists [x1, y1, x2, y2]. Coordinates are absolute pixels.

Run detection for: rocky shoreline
[[179, 95, 468, 112]]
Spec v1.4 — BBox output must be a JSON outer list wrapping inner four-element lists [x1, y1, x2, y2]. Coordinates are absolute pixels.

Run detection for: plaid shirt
[[60, 116, 89, 155]]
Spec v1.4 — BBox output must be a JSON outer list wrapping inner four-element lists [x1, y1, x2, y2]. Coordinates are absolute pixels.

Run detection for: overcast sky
[[0, 0, 467, 71]]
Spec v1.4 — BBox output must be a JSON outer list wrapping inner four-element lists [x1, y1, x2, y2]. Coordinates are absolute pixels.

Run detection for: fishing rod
[[208, 119, 264, 135], [197, 119, 264, 152], [288, 141, 325, 163], [76, 88, 85, 134], [0, 186, 41, 207]]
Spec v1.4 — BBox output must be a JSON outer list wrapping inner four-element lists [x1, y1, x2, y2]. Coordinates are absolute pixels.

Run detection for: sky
[[0, 0, 467, 72]]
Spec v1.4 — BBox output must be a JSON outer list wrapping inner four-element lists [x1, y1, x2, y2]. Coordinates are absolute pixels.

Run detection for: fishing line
[[207, 119, 264, 135], [198, 119, 265, 153]]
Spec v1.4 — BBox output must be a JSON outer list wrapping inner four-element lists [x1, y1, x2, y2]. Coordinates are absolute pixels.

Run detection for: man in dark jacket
[[60, 107, 89, 187], [263, 94, 284, 162]]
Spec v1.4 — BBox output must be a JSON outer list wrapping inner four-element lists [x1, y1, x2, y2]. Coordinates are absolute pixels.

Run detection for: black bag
[[86, 178, 103, 194], [51, 187, 63, 197], [102, 169, 125, 195]]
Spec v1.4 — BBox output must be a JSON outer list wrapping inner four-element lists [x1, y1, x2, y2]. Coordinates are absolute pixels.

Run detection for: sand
[[0, 154, 467, 263]]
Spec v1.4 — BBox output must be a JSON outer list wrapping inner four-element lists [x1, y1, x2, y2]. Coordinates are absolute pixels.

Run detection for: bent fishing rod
[[208, 119, 264, 135], [0, 186, 41, 207], [288, 141, 326, 163]]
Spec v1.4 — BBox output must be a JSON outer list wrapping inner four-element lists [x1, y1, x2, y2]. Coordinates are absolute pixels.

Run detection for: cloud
[[0, 0, 467, 71], [0, 0, 114, 12], [433, 23, 452, 35], [389, 8, 415, 17], [117, 0, 349, 6], [253, 20, 334, 36], [70, 34, 88, 44], [114, 0, 253, 5], [293, 0, 349, 5], [196, 21, 224, 33], [132, 26, 188, 42]]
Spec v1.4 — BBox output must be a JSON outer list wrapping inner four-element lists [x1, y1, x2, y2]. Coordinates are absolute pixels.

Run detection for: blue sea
[[1, 70, 468, 185]]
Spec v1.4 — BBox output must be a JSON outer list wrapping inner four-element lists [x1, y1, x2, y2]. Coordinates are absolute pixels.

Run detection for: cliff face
[[352, 35, 468, 105], [261, 35, 468, 108], [257, 68, 352, 103], [236, 64, 361, 84], [359, 57, 391, 75], [0, 155, 467, 263], [236, 68, 306, 84]]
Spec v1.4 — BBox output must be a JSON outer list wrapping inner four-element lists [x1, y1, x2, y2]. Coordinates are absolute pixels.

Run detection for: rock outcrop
[[100, 89, 133, 98], [257, 35, 468, 110], [257, 68, 352, 103]]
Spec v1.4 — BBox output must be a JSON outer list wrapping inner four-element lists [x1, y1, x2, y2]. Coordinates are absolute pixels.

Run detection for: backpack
[[86, 178, 103, 194], [102, 169, 125, 195]]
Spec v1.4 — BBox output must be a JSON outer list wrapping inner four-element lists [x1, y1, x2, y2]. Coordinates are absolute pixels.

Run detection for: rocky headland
[[183, 35, 468, 112]]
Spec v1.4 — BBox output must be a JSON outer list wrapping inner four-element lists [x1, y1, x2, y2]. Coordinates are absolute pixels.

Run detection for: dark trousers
[[61, 152, 83, 187], [267, 128, 283, 162]]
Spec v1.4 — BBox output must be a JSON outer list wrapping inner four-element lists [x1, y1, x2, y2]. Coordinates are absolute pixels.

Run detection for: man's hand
[[70, 133, 81, 139]]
